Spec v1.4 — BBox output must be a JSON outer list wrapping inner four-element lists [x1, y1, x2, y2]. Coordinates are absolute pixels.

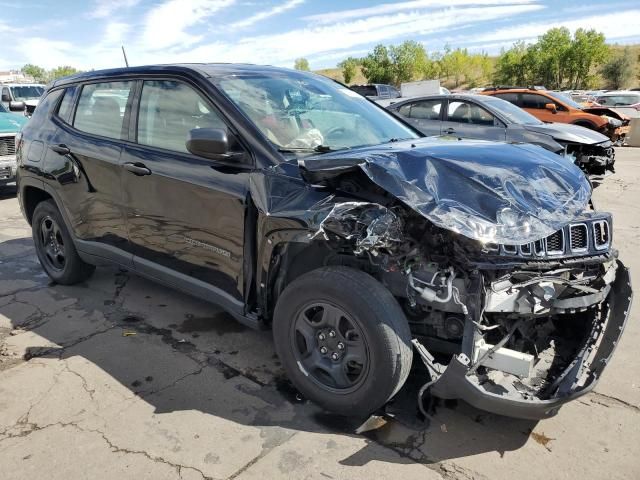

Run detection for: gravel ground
[[1, 149, 639, 480]]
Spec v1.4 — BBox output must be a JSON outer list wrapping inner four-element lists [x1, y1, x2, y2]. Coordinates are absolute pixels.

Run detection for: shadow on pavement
[[0, 235, 535, 466]]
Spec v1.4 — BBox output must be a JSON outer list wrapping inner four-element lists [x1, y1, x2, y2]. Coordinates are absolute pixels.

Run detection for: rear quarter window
[[56, 86, 77, 124]]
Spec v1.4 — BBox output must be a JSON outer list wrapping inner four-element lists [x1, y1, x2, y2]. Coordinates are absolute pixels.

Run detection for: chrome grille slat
[[545, 230, 564, 255], [593, 220, 610, 250], [569, 224, 588, 252], [0, 135, 17, 157], [500, 218, 610, 258]]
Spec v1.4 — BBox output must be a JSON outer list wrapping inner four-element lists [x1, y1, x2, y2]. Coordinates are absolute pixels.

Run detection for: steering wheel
[[324, 126, 347, 141]]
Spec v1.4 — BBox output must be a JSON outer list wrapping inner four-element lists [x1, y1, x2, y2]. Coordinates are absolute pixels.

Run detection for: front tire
[[273, 266, 413, 416], [32, 200, 95, 285]]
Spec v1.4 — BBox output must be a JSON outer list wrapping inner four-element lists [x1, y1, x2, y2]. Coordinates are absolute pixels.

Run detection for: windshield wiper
[[277, 144, 336, 154]]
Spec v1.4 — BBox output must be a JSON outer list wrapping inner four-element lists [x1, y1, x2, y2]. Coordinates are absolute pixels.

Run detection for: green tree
[[600, 47, 635, 89], [567, 29, 608, 89], [21, 64, 47, 83], [294, 58, 310, 71], [534, 27, 572, 88], [388, 40, 429, 84], [338, 57, 359, 84], [493, 41, 529, 86], [48, 66, 81, 80], [360, 44, 394, 84]]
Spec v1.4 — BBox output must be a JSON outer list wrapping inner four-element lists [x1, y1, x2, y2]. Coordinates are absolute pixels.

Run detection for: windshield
[[10, 86, 44, 101], [547, 91, 583, 110], [214, 72, 419, 154], [483, 96, 543, 125]]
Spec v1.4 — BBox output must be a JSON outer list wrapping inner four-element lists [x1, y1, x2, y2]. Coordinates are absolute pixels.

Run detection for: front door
[[120, 79, 251, 304], [441, 99, 507, 141]]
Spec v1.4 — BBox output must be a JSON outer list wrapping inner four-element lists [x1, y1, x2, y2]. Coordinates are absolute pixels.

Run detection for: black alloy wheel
[[38, 215, 66, 271], [291, 301, 369, 393]]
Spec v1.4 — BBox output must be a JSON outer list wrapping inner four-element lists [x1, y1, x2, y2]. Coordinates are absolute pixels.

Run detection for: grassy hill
[[314, 43, 640, 90]]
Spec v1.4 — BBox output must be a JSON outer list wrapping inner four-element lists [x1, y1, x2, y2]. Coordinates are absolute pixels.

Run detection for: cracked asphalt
[[1, 148, 640, 480]]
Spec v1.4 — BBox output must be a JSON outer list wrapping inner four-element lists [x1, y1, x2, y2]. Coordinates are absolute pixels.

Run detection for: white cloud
[[89, 0, 141, 19], [459, 10, 640, 45], [304, 0, 538, 24], [230, 0, 304, 29], [178, 4, 544, 66], [141, 0, 235, 50]]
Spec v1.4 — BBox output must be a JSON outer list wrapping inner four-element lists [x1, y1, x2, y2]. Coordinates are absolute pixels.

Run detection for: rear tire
[[32, 200, 95, 285], [273, 266, 413, 416]]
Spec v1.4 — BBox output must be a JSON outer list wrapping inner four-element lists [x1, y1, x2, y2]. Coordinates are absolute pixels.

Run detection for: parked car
[[387, 94, 616, 174], [350, 83, 400, 100], [0, 102, 28, 189], [17, 64, 631, 420], [482, 87, 630, 143], [595, 91, 640, 110], [1, 83, 46, 116]]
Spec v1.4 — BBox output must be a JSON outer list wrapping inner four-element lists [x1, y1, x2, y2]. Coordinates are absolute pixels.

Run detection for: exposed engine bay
[[314, 200, 630, 419], [296, 138, 632, 419]]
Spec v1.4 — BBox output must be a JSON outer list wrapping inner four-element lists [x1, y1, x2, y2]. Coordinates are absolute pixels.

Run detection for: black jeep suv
[[16, 64, 632, 420]]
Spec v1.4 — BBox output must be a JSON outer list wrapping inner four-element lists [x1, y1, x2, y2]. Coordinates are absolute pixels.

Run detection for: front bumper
[[428, 261, 632, 420], [0, 155, 17, 185]]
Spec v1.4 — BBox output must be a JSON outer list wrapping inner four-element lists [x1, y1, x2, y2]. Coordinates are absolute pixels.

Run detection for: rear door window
[[494, 92, 519, 104], [447, 101, 496, 125], [137, 80, 227, 154], [73, 82, 134, 139], [409, 100, 442, 120], [521, 93, 549, 109]]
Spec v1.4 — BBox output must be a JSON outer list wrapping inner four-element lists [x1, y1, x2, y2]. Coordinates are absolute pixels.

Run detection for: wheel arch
[[21, 184, 53, 225], [259, 233, 369, 323]]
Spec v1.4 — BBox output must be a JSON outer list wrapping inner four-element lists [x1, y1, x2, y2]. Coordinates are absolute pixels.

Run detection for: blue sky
[[0, 0, 639, 71]]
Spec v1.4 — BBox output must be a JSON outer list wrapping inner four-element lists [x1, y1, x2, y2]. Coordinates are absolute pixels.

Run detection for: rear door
[[441, 99, 507, 141], [120, 78, 252, 306], [50, 80, 134, 259], [395, 99, 443, 136]]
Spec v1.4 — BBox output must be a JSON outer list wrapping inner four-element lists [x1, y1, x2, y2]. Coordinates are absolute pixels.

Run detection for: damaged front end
[[582, 107, 631, 145], [300, 138, 633, 420], [564, 141, 615, 175]]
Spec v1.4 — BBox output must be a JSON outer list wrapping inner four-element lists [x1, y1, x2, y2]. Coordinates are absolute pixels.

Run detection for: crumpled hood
[[0, 112, 27, 133], [299, 137, 592, 244], [524, 122, 610, 145]]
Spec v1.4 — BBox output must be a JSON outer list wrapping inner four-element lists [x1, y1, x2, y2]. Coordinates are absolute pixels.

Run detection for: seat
[[91, 97, 123, 138]]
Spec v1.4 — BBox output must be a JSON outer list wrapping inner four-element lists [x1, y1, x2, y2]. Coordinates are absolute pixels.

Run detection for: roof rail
[[482, 85, 547, 92]]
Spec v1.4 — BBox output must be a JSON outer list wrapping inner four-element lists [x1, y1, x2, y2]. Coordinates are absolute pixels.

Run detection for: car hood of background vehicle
[[299, 137, 592, 244], [0, 112, 27, 133], [523, 122, 610, 145]]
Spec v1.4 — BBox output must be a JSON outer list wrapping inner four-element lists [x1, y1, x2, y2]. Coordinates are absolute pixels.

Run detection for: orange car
[[481, 87, 630, 143]]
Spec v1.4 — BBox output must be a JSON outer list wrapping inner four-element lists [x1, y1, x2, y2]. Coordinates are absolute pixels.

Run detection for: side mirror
[[544, 103, 557, 113], [1, 93, 11, 102], [9, 101, 26, 112], [185, 128, 242, 161]]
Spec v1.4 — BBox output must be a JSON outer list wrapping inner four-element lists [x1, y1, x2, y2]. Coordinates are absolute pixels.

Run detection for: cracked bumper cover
[[428, 261, 632, 420]]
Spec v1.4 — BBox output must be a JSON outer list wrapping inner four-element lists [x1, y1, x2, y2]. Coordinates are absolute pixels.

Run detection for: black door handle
[[443, 128, 456, 135], [123, 162, 151, 176], [50, 144, 70, 155]]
